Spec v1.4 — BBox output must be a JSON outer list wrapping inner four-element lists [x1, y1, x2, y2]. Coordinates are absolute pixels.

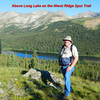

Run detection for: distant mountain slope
[[1, 10, 100, 33], [1, 21, 100, 56], [71, 17, 100, 29], [84, 17, 100, 29], [72, 10, 100, 18], [0, 10, 100, 56], [0, 10, 68, 31], [0, 10, 100, 33]]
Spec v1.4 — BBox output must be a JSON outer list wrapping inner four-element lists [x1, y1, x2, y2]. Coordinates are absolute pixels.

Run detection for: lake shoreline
[[2, 50, 100, 62]]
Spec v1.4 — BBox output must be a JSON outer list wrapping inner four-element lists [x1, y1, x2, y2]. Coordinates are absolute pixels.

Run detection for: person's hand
[[66, 66, 72, 72]]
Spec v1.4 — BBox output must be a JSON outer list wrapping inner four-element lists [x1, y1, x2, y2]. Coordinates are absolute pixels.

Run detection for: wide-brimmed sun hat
[[63, 36, 72, 42]]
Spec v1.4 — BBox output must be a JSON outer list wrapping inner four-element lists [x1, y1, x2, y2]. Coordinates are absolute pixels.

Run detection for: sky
[[0, 0, 100, 16]]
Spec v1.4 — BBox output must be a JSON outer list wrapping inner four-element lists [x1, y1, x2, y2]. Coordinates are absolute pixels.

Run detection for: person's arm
[[67, 56, 78, 72], [67, 45, 78, 72], [71, 56, 78, 67]]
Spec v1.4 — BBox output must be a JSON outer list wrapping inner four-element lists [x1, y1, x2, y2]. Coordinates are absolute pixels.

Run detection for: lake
[[3, 50, 58, 60], [3, 50, 100, 62]]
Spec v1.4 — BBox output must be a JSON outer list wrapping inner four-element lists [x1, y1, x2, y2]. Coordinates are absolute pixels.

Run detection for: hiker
[[59, 36, 78, 99]]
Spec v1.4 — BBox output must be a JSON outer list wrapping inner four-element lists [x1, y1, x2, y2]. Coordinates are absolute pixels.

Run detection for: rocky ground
[[0, 67, 100, 100]]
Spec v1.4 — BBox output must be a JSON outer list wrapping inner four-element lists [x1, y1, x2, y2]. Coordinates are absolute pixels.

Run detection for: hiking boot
[[63, 96, 69, 100]]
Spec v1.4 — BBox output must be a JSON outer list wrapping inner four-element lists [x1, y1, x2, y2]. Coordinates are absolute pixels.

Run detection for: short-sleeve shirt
[[60, 44, 78, 58]]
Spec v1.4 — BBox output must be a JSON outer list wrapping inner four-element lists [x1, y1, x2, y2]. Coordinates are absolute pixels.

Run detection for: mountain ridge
[[72, 10, 100, 18], [0, 10, 100, 31], [0, 10, 68, 30]]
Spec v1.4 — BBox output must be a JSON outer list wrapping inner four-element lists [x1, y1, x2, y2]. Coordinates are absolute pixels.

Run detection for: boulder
[[23, 68, 41, 80], [24, 68, 64, 85]]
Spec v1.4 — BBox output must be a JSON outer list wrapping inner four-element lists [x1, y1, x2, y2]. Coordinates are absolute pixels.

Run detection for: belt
[[63, 64, 71, 66]]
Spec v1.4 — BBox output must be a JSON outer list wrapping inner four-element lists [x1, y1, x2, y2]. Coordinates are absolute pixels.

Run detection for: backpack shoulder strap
[[61, 44, 65, 49], [70, 44, 73, 56]]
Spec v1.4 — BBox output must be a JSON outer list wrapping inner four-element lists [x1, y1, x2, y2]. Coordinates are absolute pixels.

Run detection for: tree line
[[0, 52, 100, 81]]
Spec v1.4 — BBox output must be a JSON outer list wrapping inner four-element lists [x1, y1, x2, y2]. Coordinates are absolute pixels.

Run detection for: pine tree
[[30, 50, 38, 68]]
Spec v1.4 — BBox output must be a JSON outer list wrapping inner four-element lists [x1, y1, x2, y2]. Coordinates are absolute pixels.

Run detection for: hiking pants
[[61, 65, 75, 96]]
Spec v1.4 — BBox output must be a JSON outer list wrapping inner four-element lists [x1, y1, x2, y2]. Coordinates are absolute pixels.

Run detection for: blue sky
[[0, 0, 100, 16]]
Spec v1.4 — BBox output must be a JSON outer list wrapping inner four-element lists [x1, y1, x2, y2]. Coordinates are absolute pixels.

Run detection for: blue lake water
[[3, 51, 100, 61], [3, 51, 58, 60]]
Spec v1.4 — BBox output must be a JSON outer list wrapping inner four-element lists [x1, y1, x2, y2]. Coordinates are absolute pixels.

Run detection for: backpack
[[59, 44, 73, 66]]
